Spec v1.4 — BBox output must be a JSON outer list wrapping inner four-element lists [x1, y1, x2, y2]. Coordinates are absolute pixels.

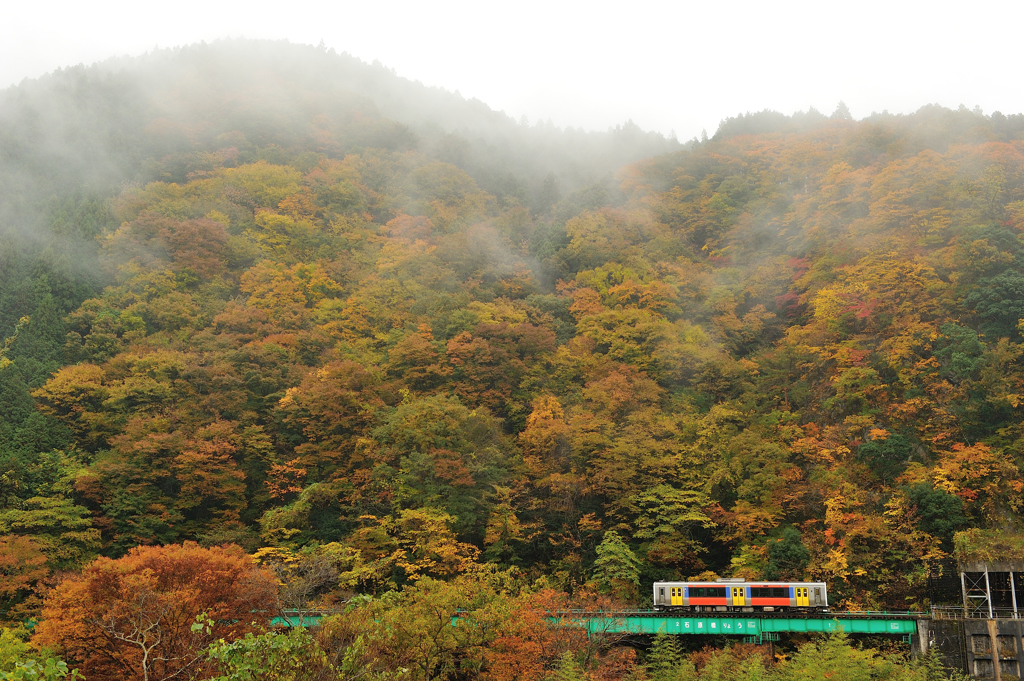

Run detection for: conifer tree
[[592, 530, 641, 602], [545, 651, 587, 681], [646, 633, 696, 681]]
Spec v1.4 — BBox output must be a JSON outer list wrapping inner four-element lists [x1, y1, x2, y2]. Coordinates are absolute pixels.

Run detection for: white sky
[[2, 0, 1021, 140]]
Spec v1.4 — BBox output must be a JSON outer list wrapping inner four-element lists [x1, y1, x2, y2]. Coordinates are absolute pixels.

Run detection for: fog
[[4, 0, 1023, 139]]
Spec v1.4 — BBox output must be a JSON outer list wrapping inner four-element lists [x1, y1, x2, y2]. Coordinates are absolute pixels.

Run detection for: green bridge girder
[[576, 614, 917, 638], [270, 612, 919, 640]]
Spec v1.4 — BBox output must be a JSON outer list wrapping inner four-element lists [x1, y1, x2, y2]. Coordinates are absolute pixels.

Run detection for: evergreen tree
[[592, 530, 641, 602], [646, 634, 698, 681], [765, 527, 809, 581], [545, 651, 587, 681]]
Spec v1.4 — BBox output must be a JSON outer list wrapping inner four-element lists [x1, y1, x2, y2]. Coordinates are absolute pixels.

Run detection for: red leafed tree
[[33, 542, 278, 681]]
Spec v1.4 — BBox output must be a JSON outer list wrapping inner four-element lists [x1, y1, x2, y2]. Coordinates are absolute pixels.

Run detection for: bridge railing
[[930, 606, 1022, 620]]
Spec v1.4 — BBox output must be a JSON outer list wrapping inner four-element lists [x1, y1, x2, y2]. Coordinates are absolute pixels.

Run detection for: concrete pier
[[929, 617, 1024, 679]]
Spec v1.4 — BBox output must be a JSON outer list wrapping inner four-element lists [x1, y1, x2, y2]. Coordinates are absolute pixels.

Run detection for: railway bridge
[[276, 609, 1024, 676], [273, 609, 922, 645]]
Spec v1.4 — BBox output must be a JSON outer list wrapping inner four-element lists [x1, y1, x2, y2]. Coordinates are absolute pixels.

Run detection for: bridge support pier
[[912, 619, 929, 658], [930, 618, 1024, 678]]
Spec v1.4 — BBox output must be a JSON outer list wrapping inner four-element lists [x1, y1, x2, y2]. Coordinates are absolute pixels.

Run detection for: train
[[653, 578, 829, 613]]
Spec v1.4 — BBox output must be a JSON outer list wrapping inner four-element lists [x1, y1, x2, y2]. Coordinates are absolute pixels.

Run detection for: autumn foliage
[[3, 40, 1024, 679], [33, 543, 277, 681]]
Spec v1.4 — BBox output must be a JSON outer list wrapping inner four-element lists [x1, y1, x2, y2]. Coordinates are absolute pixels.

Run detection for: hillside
[[1, 38, 1023, 680], [0, 40, 678, 232]]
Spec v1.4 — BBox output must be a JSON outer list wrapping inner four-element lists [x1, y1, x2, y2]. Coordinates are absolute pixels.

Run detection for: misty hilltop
[[0, 39, 679, 236], [3, 37, 1024, 680]]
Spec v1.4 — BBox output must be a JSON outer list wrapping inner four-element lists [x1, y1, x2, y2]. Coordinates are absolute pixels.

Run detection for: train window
[[751, 587, 789, 598], [690, 587, 726, 598], [659, 588, 664, 597]]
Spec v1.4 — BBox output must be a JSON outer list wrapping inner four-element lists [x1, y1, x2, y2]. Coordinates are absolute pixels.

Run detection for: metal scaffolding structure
[[960, 568, 1021, 620]]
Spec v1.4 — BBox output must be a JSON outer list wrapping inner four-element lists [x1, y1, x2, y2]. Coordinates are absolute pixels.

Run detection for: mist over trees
[[0, 40, 678, 236], [0, 38, 1015, 680]]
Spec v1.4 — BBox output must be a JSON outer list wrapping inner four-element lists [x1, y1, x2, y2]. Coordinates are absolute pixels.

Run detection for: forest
[[2, 39, 1022, 680]]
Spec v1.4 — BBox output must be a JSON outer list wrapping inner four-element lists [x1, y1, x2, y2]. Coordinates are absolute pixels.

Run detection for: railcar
[[652, 578, 829, 612]]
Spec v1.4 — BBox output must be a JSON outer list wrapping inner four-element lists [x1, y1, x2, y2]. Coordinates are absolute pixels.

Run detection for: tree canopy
[[0, 38, 1016, 680]]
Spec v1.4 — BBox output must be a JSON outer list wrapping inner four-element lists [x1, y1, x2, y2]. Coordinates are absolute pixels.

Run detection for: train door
[[670, 587, 684, 606], [795, 587, 809, 606], [731, 586, 745, 607], [813, 587, 822, 605]]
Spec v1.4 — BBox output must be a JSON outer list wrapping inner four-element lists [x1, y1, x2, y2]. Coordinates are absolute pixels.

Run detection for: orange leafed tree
[[0, 535, 48, 624], [33, 542, 278, 681], [482, 589, 625, 681]]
